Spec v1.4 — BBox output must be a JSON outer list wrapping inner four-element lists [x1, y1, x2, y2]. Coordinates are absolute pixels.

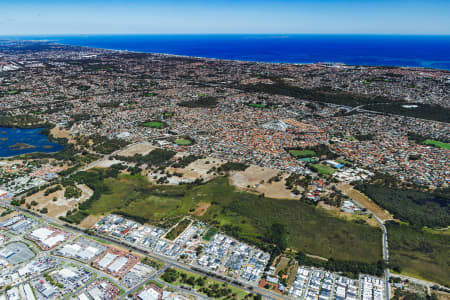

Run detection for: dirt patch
[[0, 210, 18, 223], [79, 215, 102, 229], [191, 202, 211, 217], [318, 201, 379, 227], [434, 291, 450, 300], [165, 157, 225, 182], [24, 184, 93, 218], [337, 183, 394, 222], [118, 142, 155, 157], [50, 126, 75, 144], [230, 166, 298, 200], [87, 159, 122, 169]]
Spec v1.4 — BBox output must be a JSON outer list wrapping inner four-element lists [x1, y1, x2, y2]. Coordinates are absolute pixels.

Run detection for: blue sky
[[1, 0, 449, 35]]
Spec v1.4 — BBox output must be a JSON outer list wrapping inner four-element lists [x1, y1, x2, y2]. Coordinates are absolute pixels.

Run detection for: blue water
[[6, 34, 450, 70], [0, 127, 64, 158]]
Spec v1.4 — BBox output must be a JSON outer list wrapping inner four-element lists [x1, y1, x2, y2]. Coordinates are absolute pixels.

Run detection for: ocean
[[5, 34, 450, 70]]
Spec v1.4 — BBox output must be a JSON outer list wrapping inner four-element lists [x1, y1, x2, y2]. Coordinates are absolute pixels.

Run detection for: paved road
[[336, 184, 390, 300], [1, 199, 288, 300]]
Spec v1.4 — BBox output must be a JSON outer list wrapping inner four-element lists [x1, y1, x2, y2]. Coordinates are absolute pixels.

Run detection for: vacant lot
[[25, 184, 92, 218], [118, 142, 155, 157], [230, 165, 297, 199], [337, 184, 393, 222]]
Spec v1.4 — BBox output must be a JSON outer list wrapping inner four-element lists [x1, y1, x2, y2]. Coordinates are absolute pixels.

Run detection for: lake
[[0, 127, 64, 158]]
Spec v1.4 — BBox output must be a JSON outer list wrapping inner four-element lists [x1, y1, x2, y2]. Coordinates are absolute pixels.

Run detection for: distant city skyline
[[1, 0, 450, 36]]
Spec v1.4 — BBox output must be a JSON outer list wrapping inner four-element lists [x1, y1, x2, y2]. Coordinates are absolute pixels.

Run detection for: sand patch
[[230, 166, 298, 199], [24, 184, 93, 218], [79, 215, 102, 229], [87, 159, 122, 169], [337, 183, 394, 222], [318, 201, 379, 227], [50, 126, 75, 144], [118, 142, 155, 157], [165, 157, 225, 182], [0, 210, 18, 223]]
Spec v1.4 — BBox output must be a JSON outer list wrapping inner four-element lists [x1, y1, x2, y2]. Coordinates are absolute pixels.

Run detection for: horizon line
[[2, 33, 450, 37]]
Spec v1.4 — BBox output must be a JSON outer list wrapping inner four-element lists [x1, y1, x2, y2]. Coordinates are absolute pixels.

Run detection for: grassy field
[[248, 103, 267, 108], [310, 164, 337, 175], [82, 174, 381, 263], [423, 139, 450, 150], [142, 121, 166, 129], [86, 174, 191, 226], [289, 149, 316, 158], [165, 218, 191, 240], [192, 177, 382, 263], [175, 138, 193, 145], [203, 228, 218, 241], [387, 222, 450, 286]]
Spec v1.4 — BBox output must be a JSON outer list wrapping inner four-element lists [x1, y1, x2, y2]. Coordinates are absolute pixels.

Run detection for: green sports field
[[423, 139, 450, 150], [142, 121, 166, 129], [175, 138, 193, 145], [289, 149, 316, 158]]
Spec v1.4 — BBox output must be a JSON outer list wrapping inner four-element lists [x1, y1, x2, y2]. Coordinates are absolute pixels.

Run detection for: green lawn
[[248, 103, 267, 108], [175, 138, 192, 146], [310, 164, 337, 175], [203, 228, 217, 241], [289, 149, 316, 158], [336, 159, 353, 166], [387, 222, 450, 286], [142, 121, 166, 129], [423, 139, 450, 150]]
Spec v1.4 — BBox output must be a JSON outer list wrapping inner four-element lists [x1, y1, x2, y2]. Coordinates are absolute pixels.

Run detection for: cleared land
[[337, 183, 393, 222], [24, 184, 93, 218], [230, 166, 297, 199], [191, 202, 211, 217], [165, 157, 225, 182], [118, 142, 155, 157], [50, 126, 75, 144]]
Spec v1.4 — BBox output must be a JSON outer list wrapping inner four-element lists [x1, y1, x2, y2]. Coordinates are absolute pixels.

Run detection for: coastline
[[12, 35, 448, 71], [57, 42, 450, 71]]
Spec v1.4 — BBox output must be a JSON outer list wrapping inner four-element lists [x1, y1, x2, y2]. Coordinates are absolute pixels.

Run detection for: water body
[[7, 34, 450, 70], [0, 127, 64, 158]]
